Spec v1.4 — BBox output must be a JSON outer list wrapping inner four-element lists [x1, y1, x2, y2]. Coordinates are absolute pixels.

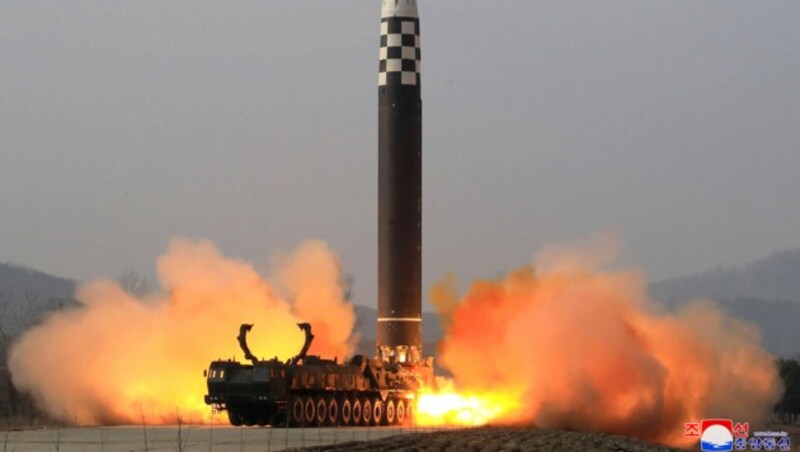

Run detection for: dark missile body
[[377, 0, 423, 361]]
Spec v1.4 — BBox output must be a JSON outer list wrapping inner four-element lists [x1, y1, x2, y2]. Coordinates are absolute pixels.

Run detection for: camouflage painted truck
[[204, 323, 435, 427]]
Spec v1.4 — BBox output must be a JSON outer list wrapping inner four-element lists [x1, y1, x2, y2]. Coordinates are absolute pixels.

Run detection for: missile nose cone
[[382, 0, 418, 18]]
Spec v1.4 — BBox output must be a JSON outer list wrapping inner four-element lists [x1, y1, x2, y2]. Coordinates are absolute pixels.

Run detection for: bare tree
[[0, 292, 14, 423], [117, 269, 153, 298], [0, 289, 60, 427], [341, 273, 355, 303], [0, 292, 21, 347], [10, 290, 47, 335], [0, 292, 11, 360]]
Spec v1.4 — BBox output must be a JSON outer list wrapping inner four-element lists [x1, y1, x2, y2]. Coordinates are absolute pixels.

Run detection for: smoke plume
[[8, 237, 356, 425], [430, 237, 782, 447]]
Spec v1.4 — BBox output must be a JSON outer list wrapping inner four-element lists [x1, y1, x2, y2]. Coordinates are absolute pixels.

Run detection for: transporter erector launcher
[[202, 1, 434, 428], [377, 0, 424, 364]]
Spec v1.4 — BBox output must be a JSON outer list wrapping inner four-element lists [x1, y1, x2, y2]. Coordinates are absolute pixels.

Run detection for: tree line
[[0, 272, 148, 428], [776, 358, 800, 423], [0, 290, 52, 426]]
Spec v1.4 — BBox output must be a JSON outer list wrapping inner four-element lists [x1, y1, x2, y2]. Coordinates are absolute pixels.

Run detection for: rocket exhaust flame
[[5, 235, 782, 446], [415, 379, 520, 427], [413, 238, 782, 448], [8, 238, 356, 425]]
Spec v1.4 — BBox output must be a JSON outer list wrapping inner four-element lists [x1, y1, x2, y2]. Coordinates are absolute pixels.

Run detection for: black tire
[[372, 398, 383, 426], [351, 398, 362, 425], [290, 396, 304, 427], [315, 396, 327, 426], [340, 398, 352, 426], [303, 396, 316, 426], [361, 398, 372, 426], [327, 397, 339, 426], [385, 399, 396, 425], [228, 410, 243, 427], [396, 399, 406, 425]]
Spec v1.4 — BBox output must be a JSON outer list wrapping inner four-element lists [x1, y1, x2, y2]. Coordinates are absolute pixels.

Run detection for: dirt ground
[[1, 424, 796, 451], [311, 424, 800, 452], [307, 427, 683, 452], [0, 425, 441, 451]]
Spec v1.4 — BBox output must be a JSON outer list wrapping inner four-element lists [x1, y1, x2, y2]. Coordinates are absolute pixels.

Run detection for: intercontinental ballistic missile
[[376, 0, 423, 363]]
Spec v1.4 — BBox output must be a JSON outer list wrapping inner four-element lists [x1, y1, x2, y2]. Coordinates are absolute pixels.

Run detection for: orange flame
[[415, 379, 520, 426], [8, 238, 356, 425], [417, 238, 782, 447], [7, 234, 783, 448]]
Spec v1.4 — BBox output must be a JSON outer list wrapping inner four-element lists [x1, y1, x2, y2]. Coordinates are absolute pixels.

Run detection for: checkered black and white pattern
[[379, 17, 420, 86]]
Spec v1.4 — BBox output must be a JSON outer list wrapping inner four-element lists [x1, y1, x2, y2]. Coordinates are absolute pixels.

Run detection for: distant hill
[[719, 298, 800, 357], [0, 263, 75, 301], [650, 249, 800, 303], [655, 297, 800, 358], [649, 249, 800, 358], [0, 263, 77, 333]]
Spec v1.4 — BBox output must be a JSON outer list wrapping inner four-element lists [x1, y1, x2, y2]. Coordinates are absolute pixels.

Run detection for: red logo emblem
[[702, 419, 733, 432]]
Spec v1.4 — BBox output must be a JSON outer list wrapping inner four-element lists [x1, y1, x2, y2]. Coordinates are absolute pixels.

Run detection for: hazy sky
[[1, 1, 798, 309]]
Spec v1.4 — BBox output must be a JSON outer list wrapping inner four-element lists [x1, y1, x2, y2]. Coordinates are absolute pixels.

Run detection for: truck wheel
[[361, 398, 372, 426], [290, 396, 304, 427], [351, 398, 362, 425], [315, 396, 327, 426], [406, 403, 414, 426], [372, 398, 383, 426], [227, 410, 243, 427], [396, 399, 406, 425], [385, 399, 395, 425], [327, 397, 339, 426], [340, 398, 352, 426], [303, 396, 316, 426]]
